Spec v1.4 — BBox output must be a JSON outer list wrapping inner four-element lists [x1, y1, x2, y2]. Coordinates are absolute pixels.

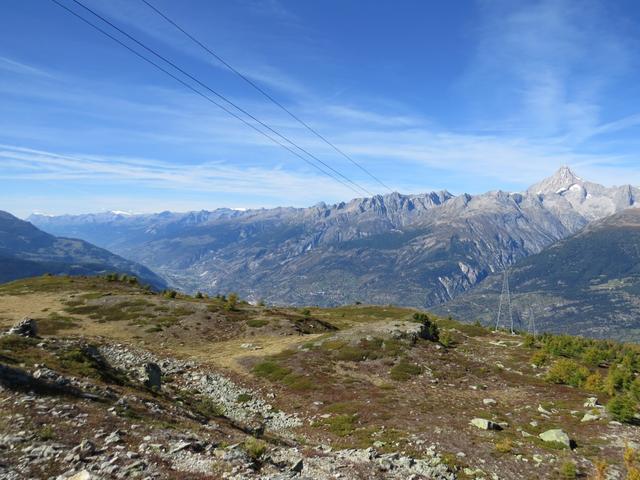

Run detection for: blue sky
[[1, 0, 640, 217]]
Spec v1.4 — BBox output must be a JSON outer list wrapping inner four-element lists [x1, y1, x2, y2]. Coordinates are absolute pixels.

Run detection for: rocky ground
[[0, 275, 639, 479]]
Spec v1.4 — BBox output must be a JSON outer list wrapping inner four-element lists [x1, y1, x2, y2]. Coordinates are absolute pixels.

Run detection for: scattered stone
[[584, 397, 601, 408], [581, 412, 600, 422], [470, 418, 502, 431], [67, 471, 92, 480], [537, 404, 552, 415], [538, 429, 571, 448], [483, 398, 497, 406], [169, 440, 192, 454], [104, 430, 124, 445]]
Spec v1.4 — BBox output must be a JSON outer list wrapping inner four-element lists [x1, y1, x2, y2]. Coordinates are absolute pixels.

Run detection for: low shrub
[[495, 438, 513, 454], [559, 460, 577, 479], [584, 372, 606, 393], [243, 438, 267, 460], [439, 331, 455, 348], [545, 358, 589, 387], [415, 313, 439, 342], [530, 350, 550, 367], [37, 425, 55, 441], [390, 360, 423, 381], [606, 395, 637, 423]]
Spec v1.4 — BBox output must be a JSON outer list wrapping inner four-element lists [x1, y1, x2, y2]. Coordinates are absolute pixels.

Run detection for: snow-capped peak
[[528, 166, 583, 196]]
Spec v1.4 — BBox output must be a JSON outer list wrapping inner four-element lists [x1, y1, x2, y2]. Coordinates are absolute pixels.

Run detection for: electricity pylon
[[527, 305, 537, 339], [494, 269, 514, 334]]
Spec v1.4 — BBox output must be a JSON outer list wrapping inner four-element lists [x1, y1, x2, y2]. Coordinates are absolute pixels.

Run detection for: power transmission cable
[[64, 0, 372, 197], [48, 0, 363, 195], [140, 0, 393, 193]]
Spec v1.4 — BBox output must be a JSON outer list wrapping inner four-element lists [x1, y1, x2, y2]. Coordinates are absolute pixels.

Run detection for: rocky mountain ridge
[[28, 168, 639, 309]]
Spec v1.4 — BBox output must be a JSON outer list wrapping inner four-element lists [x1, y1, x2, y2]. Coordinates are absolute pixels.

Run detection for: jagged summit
[[525, 166, 638, 221], [528, 166, 584, 195]]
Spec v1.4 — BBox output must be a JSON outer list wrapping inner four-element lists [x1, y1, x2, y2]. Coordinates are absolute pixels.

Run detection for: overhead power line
[[67, 0, 372, 197], [141, 0, 393, 194], [50, 0, 370, 197]]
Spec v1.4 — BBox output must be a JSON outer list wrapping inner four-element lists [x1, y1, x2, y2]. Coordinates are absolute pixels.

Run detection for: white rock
[[538, 429, 571, 448], [67, 471, 92, 480], [470, 418, 501, 430]]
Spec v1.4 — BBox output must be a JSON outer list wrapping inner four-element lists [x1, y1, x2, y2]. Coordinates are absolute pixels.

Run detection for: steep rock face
[[437, 208, 640, 341], [29, 168, 638, 307], [0, 211, 166, 288]]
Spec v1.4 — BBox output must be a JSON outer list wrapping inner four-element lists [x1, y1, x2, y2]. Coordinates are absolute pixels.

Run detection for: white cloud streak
[[0, 144, 368, 201]]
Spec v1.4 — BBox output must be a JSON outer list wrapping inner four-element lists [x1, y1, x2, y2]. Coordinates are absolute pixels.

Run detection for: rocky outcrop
[[142, 362, 162, 390], [7, 317, 38, 337]]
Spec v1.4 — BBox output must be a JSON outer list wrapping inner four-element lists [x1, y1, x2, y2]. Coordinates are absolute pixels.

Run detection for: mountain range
[[0, 210, 166, 288], [28, 167, 638, 328]]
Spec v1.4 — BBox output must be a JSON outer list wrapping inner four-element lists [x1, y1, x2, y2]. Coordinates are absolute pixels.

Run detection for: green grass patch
[[58, 346, 127, 384], [247, 319, 269, 328], [390, 360, 423, 381], [36, 312, 80, 335], [252, 360, 316, 391], [0, 334, 38, 350], [65, 299, 155, 323], [193, 397, 225, 419], [36, 425, 55, 441], [320, 414, 359, 436], [253, 361, 292, 381], [236, 393, 252, 403], [332, 337, 406, 363], [325, 401, 362, 415]]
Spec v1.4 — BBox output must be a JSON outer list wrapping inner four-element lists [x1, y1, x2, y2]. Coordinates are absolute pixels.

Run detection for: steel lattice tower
[[494, 269, 514, 334], [528, 305, 537, 338]]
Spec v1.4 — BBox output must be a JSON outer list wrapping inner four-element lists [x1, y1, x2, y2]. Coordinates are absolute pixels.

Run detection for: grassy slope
[[0, 275, 639, 479]]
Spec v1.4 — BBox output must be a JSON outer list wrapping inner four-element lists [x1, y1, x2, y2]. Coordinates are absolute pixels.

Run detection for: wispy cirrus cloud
[[0, 56, 56, 79], [0, 144, 370, 201], [463, 0, 636, 144]]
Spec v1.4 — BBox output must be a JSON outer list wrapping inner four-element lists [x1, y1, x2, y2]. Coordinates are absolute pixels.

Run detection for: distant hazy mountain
[[0, 211, 166, 288], [29, 168, 638, 308], [437, 208, 640, 341]]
